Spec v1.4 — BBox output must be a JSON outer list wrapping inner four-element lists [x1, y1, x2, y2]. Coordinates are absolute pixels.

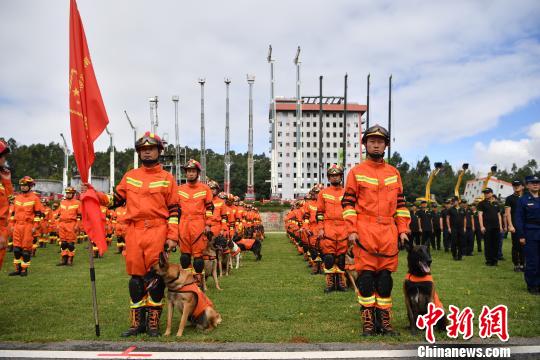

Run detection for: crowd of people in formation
[[407, 175, 540, 295], [0, 134, 265, 337], [284, 124, 540, 336]]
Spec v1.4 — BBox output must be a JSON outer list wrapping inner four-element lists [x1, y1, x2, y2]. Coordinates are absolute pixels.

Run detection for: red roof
[[276, 103, 366, 112]]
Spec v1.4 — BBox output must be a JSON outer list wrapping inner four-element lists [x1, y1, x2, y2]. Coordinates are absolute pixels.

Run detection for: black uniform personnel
[[432, 205, 442, 250], [478, 188, 502, 266], [410, 207, 421, 245], [441, 203, 451, 252], [506, 187, 525, 270], [418, 205, 434, 250], [448, 203, 466, 260], [465, 206, 475, 256], [472, 206, 483, 252]]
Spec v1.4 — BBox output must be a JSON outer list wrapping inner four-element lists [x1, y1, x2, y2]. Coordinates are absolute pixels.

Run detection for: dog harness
[[172, 283, 214, 319], [404, 273, 443, 309]]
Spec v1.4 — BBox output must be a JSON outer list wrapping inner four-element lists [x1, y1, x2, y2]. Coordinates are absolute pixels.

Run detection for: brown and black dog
[[403, 243, 446, 335], [154, 253, 222, 337], [202, 236, 222, 291]]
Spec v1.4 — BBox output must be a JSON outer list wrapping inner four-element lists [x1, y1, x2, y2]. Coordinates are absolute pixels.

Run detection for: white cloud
[[474, 122, 540, 171], [1, 0, 540, 164]]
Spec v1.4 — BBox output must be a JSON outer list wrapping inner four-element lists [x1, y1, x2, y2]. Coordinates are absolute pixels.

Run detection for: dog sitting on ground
[[153, 253, 222, 337], [235, 237, 262, 261], [403, 242, 446, 335], [202, 235, 222, 291]]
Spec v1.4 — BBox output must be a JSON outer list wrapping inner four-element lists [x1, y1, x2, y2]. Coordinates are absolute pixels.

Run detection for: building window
[[286, 174, 290, 178], [333, 122, 337, 128], [293, 132, 296, 137], [339, 133, 343, 137], [294, 183, 296, 188], [326, 142, 330, 147], [326, 132, 330, 137], [278, 162, 282, 168], [313, 122, 317, 127], [306, 113, 310, 118], [293, 122, 297, 127], [294, 163, 297, 168], [333, 132, 337, 138], [313, 142, 317, 147], [326, 122, 330, 127], [278, 183, 282, 188], [339, 113, 343, 118], [313, 153, 317, 158], [333, 142, 337, 147], [333, 152, 337, 158], [286, 132, 289, 137], [327, 152, 331, 158], [278, 172, 282, 177], [286, 163, 290, 167], [278, 131, 282, 136], [279, 152, 283, 157], [340, 142, 344, 147], [293, 142, 296, 147], [306, 142, 310, 147], [279, 142, 283, 147], [306, 132, 310, 138], [333, 113, 337, 118], [313, 132, 317, 137], [286, 153, 289, 157], [294, 173, 297, 178]]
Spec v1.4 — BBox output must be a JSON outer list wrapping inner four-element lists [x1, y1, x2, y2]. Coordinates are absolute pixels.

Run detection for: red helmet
[[218, 192, 227, 200], [207, 179, 220, 190], [19, 176, 35, 187], [182, 159, 202, 172], [65, 187, 77, 194], [362, 125, 390, 145], [327, 164, 344, 176], [135, 132, 164, 151], [0, 139, 10, 156]]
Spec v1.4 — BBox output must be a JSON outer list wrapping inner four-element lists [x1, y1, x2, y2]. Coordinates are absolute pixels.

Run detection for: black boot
[[375, 308, 398, 336], [57, 255, 68, 266], [121, 308, 147, 337], [335, 273, 348, 292], [146, 307, 162, 337], [324, 273, 335, 293], [8, 263, 21, 276], [361, 307, 376, 336]]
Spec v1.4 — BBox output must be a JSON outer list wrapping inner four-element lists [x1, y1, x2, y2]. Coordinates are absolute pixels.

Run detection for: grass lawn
[[0, 232, 538, 343]]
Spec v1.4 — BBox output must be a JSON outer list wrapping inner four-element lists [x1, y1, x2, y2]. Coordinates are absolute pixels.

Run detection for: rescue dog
[[236, 237, 262, 261], [154, 253, 222, 337], [202, 235, 222, 291], [403, 242, 446, 335]]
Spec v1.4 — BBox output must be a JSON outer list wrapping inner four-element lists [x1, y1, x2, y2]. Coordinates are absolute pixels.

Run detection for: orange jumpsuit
[[58, 199, 81, 243], [0, 177, 13, 270], [105, 165, 179, 276], [303, 199, 318, 248], [208, 196, 225, 238], [177, 182, 213, 258], [12, 192, 44, 269], [316, 185, 348, 256], [342, 159, 410, 309]]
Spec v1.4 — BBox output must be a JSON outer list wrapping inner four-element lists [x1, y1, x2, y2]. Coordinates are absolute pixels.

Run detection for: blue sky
[[1, 0, 539, 176]]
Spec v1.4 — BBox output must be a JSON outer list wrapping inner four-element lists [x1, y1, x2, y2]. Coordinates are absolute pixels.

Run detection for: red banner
[[69, 0, 108, 254]]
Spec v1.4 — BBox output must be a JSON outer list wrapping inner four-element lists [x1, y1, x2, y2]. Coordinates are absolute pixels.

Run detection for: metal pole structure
[[60, 133, 69, 191], [294, 46, 303, 197], [124, 110, 138, 169], [318, 76, 323, 184], [105, 127, 114, 194], [343, 73, 348, 173], [267, 45, 278, 199], [88, 167, 92, 184], [172, 96, 180, 184], [198, 78, 207, 182], [387, 75, 392, 162], [245, 74, 256, 201], [366, 73, 370, 129], [148, 96, 159, 134], [224, 78, 232, 194]]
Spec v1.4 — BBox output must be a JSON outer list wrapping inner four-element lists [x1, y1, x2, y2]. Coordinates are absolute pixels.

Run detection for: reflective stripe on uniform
[[126, 177, 143, 188], [376, 296, 392, 308], [358, 295, 376, 306], [342, 209, 357, 218], [178, 190, 189, 199], [168, 217, 179, 224], [384, 175, 398, 185], [355, 175, 378, 185], [149, 180, 170, 188], [193, 191, 207, 199], [395, 209, 411, 218], [322, 193, 335, 200]]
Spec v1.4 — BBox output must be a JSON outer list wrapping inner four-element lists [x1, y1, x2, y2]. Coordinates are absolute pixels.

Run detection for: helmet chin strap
[[367, 151, 385, 159], [141, 158, 159, 166]]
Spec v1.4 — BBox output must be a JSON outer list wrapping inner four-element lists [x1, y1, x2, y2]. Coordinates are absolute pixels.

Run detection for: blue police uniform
[[514, 176, 540, 294]]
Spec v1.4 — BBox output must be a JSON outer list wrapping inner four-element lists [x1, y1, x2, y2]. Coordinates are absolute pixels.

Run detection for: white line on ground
[[1, 346, 539, 359]]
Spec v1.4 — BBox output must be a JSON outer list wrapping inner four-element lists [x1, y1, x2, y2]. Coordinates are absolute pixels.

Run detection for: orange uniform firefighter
[[0, 140, 13, 270], [38, 199, 50, 248], [90, 132, 179, 337], [342, 125, 410, 336], [177, 159, 213, 285], [317, 164, 348, 292], [207, 180, 225, 239], [304, 186, 322, 274], [9, 176, 45, 276], [56, 187, 81, 266]]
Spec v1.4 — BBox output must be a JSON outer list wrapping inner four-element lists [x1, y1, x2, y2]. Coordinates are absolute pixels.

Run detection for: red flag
[[69, 0, 108, 254]]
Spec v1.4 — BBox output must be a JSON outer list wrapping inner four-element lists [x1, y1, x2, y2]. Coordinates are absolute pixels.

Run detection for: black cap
[[482, 187, 493, 193], [431, 203, 438, 208], [421, 200, 427, 204], [525, 175, 540, 184], [512, 180, 523, 186], [460, 199, 468, 204]]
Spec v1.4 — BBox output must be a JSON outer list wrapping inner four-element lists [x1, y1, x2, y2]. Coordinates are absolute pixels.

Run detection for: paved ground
[[0, 338, 539, 359]]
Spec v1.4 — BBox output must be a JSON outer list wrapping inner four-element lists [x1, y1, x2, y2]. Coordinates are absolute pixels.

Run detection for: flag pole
[[86, 166, 100, 336]]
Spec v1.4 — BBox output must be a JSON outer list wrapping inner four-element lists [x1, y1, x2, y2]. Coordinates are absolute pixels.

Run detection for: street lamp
[[59, 133, 69, 191], [172, 95, 180, 184], [198, 78, 207, 182], [105, 127, 114, 194]]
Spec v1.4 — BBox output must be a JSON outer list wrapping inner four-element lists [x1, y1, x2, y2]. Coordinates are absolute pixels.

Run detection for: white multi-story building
[[269, 97, 366, 200], [462, 177, 513, 203]]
